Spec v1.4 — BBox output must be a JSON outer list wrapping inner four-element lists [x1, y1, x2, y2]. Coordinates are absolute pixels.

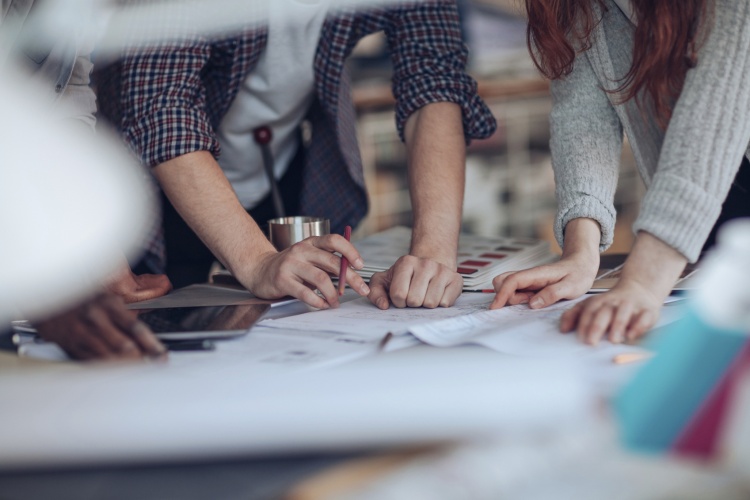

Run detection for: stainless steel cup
[[268, 216, 330, 251]]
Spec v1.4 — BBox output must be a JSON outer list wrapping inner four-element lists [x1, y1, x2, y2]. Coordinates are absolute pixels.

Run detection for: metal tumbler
[[267, 216, 330, 251]]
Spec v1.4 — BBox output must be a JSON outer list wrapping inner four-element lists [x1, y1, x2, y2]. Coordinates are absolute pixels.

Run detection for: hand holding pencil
[[240, 231, 369, 310]]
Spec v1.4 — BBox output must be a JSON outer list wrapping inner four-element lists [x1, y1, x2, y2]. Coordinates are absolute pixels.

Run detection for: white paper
[[166, 328, 396, 378], [257, 293, 496, 338], [410, 296, 684, 360]]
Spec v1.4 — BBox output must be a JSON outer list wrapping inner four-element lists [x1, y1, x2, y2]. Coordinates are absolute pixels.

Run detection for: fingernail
[[611, 332, 623, 344], [354, 258, 364, 269], [361, 284, 371, 295], [530, 297, 544, 308], [120, 341, 138, 354], [378, 298, 388, 309], [131, 321, 151, 337], [147, 352, 168, 362]]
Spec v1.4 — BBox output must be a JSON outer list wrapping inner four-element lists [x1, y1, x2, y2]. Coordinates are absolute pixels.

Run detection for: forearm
[[153, 151, 276, 278], [620, 231, 688, 300], [403, 102, 465, 268], [561, 218, 601, 263]]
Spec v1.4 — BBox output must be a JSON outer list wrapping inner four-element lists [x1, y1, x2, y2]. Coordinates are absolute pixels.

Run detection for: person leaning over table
[[96, 0, 496, 311], [1, 0, 171, 360], [491, 0, 750, 344]]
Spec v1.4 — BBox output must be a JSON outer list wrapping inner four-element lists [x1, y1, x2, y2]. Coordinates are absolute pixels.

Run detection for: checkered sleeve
[[384, 0, 496, 143], [118, 38, 219, 168]]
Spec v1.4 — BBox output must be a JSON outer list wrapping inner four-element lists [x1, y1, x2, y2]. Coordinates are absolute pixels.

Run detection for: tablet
[[134, 303, 270, 341]]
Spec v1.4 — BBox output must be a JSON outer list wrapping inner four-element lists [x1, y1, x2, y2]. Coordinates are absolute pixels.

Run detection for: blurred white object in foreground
[[0, 347, 592, 468], [0, 69, 154, 324]]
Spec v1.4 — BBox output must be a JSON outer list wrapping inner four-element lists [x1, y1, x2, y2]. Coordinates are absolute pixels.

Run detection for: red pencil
[[338, 225, 352, 296]]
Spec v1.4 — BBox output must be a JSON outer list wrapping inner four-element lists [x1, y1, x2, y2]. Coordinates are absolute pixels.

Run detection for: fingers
[[608, 302, 634, 344], [528, 280, 579, 310], [98, 295, 167, 358], [580, 304, 614, 346], [562, 295, 657, 346], [342, 266, 370, 296], [82, 304, 142, 359], [626, 310, 656, 342], [129, 322, 168, 358], [366, 257, 462, 309], [422, 273, 452, 308], [508, 292, 534, 306], [287, 280, 331, 310], [407, 266, 461, 309], [86, 295, 168, 359], [294, 264, 340, 308], [388, 261, 414, 308], [560, 302, 584, 333], [491, 266, 561, 310], [36, 295, 165, 361], [490, 272, 516, 309], [286, 238, 370, 298], [127, 274, 173, 303], [310, 234, 365, 270], [438, 276, 464, 308], [105, 262, 173, 304], [385, 256, 462, 309], [367, 271, 392, 310], [64, 325, 116, 361]]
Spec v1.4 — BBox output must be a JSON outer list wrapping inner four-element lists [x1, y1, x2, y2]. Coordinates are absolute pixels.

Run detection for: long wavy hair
[[526, 0, 714, 126]]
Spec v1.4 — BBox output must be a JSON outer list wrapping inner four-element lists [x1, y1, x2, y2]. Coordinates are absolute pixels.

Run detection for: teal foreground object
[[615, 309, 750, 457], [615, 219, 750, 459]]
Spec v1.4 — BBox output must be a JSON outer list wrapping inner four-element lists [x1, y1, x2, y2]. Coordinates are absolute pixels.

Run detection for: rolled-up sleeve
[[384, 1, 496, 143], [118, 39, 220, 168], [549, 51, 623, 252], [632, 0, 750, 262]]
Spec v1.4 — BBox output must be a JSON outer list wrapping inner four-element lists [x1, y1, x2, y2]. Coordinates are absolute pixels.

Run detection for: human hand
[[368, 256, 463, 309], [35, 293, 167, 361], [240, 234, 370, 309], [560, 278, 662, 345], [490, 254, 598, 310], [105, 260, 172, 304]]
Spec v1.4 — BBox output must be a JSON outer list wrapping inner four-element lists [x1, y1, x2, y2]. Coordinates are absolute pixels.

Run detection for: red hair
[[526, 0, 714, 126]]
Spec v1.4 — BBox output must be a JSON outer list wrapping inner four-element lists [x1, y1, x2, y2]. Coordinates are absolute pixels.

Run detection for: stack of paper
[[354, 226, 555, 290]]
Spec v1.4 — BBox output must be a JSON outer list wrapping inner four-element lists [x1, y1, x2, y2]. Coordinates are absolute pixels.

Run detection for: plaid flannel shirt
[[97, 1, 496, 272]]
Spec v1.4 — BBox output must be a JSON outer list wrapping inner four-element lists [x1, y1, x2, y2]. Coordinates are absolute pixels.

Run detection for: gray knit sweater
[[550, 0, 750, 263]]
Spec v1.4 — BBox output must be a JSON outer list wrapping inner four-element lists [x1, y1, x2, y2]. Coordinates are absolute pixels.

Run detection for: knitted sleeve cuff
[[555, 194, 616, 252], [633, 172, 724, 263]]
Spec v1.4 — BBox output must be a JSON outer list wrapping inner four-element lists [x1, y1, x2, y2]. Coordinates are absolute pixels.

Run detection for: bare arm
[[406, 102, 465, 268], [153, 151, 369, 308], [153, 150, 274, 275], [368, 102, 466, 309]]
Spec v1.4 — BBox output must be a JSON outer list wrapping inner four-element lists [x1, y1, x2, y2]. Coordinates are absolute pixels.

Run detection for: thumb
[[528, 282, 572, 309], [367, 271, 391, 310], [126, 274, 173, 303]]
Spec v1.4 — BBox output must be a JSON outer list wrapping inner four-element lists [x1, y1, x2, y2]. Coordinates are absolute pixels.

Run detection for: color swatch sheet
[[354, 226, 554, 289]]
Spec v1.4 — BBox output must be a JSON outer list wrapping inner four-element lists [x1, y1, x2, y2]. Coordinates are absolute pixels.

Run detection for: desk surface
[[0, 344, 447, 500], [0, 297, 728, 500]]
